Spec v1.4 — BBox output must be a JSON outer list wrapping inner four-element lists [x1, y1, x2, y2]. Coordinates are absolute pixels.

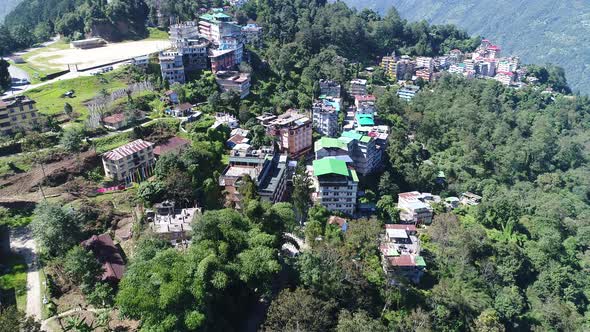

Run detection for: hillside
[[342, 0, 590, 94], [0, 0, 22, 22]]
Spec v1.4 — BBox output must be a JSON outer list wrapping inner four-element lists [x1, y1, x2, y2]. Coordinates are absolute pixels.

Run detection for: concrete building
[[0, 96, 40, 136], [131, 55, 149, 68], [242, 23, 263, 47], [169, 22, 200, 45], [212, 112, 239, 129], [312, 158, 358, 215], [416, 57, 434, 70], [153, 136, 191, 157], [495, 71, 514, 86], [147, 201, 201, 241], [380, 54, 397, 78], [267, 110, 313, 158], [319, 79, 341, 98], [209, 48, 237, 72], [219, 147, 288, 209], [215, 71, 251, 99], [341, 131, 381, 176], [70, 38, 106, 49], [349, 79, 367, 96], [312, 98, 339, 137], [394, 57, 416, 81], [314, 137, 352, 161], [415, 68, 432, 82], [397, 85, 420, 102], [102, 139, 155, 182], [397, 191, 436, 225], [380, 224, 426, 283], [178, 38, 210, 70], [159, 51, 185, 84], [198, 12, 242, 44]]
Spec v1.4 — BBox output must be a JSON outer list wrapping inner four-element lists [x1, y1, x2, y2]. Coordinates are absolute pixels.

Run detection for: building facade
[[215, 71, 251, 99], [312, 99, 339, 137], [0, 96, 40, 136], [267, 110, 313, 158], [102, 139, 155, 182], [312, 158, 358, 215], [159, 51, 185, 84]]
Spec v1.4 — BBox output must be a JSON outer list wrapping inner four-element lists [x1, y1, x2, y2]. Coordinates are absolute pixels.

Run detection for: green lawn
[[92, 132, 133, 154], [0, 253, 28, 311], [25, 72, 128, 120], [146, 27, 169, 40]]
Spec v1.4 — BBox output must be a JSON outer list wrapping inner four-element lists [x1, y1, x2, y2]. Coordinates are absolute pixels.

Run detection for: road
[[10, 227, 42, 320]]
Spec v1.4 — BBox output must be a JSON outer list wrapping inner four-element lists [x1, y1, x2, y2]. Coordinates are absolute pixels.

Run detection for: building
[[147, 201, 201, 242], [212, 112, 239, 129], [219, 147, 288, 209], [169, 22, 200, 45], [397, 191, 436, 224], [242, 23, 263, 47], [349, 79, 367, 96], [328, 216, 348, 232], [267, 110, 313, 158], [81, 234, 125, 283], [380, 53, 397, 78], [312, 98, 339, 137], [131, 55, 149, 68], [397, 85, 420, 102], [0, 96, 40, 136], [178, 38, 210, 70], [70, 38, 107, 49], [312, 158, 358, 215], [341, 131, 381, 176], [198, 12, 242, 44], [165, 103, 193, 117], [153, 136, 191, 157], [164, 90, 179, 104], [416, 57, 434, 70], [314, 137, 351, 161], [495, 72, 514, 86], [215, 71, 251, 99], [415, 68, 432, 82], [102, 113, 128, 130], [380, 224, 425, 283], [319, 79, 341, 98], [460, 192, 482, 206], [209, 48, 237, 72], [102, 139, 155, 182], [159, 51, 185, 84], [354, 95, 376, 109], [394, 57, 416, 80]]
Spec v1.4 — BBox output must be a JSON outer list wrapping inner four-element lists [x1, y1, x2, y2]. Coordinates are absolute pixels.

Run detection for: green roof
[[350, 169, 359, 182], [360, 136, 372, 143], [341, 131, 363, 141], [356, 113, 375, 126], [415, 256, 426, 267], [313, 158, 349, 177], [315, 137, 348, 152]]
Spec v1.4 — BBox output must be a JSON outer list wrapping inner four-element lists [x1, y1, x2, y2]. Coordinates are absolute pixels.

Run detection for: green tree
[[292, 158, 313, 224], [0, 59, 10, 92], [31, 202, 81, 257], [63, 102, 74, 119], [63, 245, 103, 288], [60, 127, 84, 153], [0, 306, 41, 332]]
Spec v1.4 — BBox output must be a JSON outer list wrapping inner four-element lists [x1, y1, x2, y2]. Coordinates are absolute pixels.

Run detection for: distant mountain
[[342, 0, 590, 94], [0, 0, 22, 22]]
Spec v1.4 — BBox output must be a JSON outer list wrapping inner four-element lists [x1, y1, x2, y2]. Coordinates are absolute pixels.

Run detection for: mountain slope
[[0, 0, 22, 22], [343, 0, 590, 94]]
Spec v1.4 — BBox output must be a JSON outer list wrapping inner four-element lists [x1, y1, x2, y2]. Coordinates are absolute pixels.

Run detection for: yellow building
[[0, 96, 40, 136], [380, 55, 397, 79]]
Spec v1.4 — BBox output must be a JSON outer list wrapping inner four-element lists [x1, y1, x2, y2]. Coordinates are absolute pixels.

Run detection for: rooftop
[[313, 158, 349, 178], [102, 113, 126, 124], [315, 137, 348, 152], [103, 139, 154, 161], [154, 136, 191, 156], [355, 113, 375, 127], [81, 234, 125, 282]]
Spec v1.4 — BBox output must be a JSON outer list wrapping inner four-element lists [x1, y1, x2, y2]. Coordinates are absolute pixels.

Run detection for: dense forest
[[343, 0, 590, 94]]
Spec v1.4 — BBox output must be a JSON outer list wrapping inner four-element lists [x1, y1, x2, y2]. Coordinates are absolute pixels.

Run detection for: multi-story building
[[215, 71, 251, 99], [380, 53, 397, 78], [242, 23, 263, 47], [312, 98, 339, 137], [416, 56, 434, 70], [102, 139, 155, 182], [267, 110, 313, 158], [395, 57, 416, 81], [0, 96, 40, 136], [349, 79, 367, 96], [354, 95, 376, 109], [198, 12, 242, 44], [319, 79, 341, 98], [159, 51, 185, 84], [397, 85, 420, 102], [169, 22, 200, 46], [415, 68, 432, 82], [177, 37, 210, 70], [341, 131, 381, 175], [448, 49, 464, 64], [380, 224, 426, 283], [314, 137, 351, 161], [209, 48, 237, 72], [495, 71, 514, 86], [219, 147, 288, 209], [312, 158, 358, 215], [397, 191, 435, 225], [448, 63, 466, 75]]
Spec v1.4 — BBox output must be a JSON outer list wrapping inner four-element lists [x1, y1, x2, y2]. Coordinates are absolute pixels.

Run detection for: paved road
[[10, 227, 42, 320]]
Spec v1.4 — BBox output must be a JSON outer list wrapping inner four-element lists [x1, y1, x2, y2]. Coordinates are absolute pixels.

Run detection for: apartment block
[[267, 110, 313, 158], [215, 71, 251, 99], [312, 158, 358, 215], [397, 191, 437, 225], [102, 139, 155, 182], [349, 78, 367, 96], [312, 98, 339, 137], [397, 85, 420, 102], [159, 51, 185, 84], [0, 96, 40, 136], [319, 79, 341, 98]]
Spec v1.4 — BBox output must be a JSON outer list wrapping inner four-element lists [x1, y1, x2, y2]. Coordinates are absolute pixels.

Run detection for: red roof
[[387, 255, 417, 267], [103, 139, 154, 161], [154, 136, 190, 156], [355, 95, 376, 102], [102, 113, 126, 124], [385, 224, 417, 232], [82, 234, 125, 282]]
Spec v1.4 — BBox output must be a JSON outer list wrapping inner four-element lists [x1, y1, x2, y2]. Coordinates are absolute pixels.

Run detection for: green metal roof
[[341, 131, 363, 141], [356, 113, 375, 126], [350, 169, 359, 182], [360, 136, 372, 143], [313, 158, 349, 177], [415, 256, 426, 267], [315, 137, 348, 152]]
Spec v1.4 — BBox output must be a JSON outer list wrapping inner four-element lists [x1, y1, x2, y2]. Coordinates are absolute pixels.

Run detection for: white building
[[102, 139, 155, 182], [215, 71, 251, 99], [349, 79, 367, 96], [397, 85, 420, 102], [312, 158, 358, 215], [312, 98, 339, 137], [397, 191, 437, 224], [159, 51, 185, 84]]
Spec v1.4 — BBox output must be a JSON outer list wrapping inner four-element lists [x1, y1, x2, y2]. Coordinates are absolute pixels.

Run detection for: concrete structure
[[314, 137, 351, 161], [209, 48, 237, 72], [0, 96, 40, 136], [165, 103, 193, 117], [319, 79, 341, 98], [397, 191, 436, 225], [70, 38, 107, 49], [102, 113, 127, 130], [380, 54, 397, 78], [178, 38, 210, 70], [215, 71, 251, 99], [397, 85, 420, 102], [380, 224, 425, 284], [312, 158, 358, 215], [212, 112, 239, 129], [312, 98, 339, 137], [159, 50, 185, 84], [153, 136, 191, 157], [354, 95, 376, 109], [198, 12, 242, 44], [495, 71, 514, 86], [267, 110, 313, 158], [219, 147, 288, 209], [349, 79, 367, 96], [341, 131, 382, 176], [131, 55, 149, 68], [102, 139, 155, 182], [147, 201, 201, 241]]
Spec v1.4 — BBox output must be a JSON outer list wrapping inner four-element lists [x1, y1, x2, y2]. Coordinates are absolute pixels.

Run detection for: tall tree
[[292, 158, 313, 224]]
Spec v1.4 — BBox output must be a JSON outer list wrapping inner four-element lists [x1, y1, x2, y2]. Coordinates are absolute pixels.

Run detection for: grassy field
[[25, 72, 128, 120], [0, 253, 28, 310], [11, 40, 71, 84], [146, 27, 169, 40], [93, 132, 133, 154]]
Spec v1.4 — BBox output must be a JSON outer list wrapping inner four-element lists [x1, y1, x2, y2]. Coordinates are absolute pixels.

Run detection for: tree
[[336, 310, 387, 332], [292, 158, 313, 224], [137, 180, 165, 205], [262, 288, 337, 332], [63, 102, 74, 119], [60, 127, 84, 153], [0, 306, 41, 332], [473, 309, 505, 332], [64, 246, 103, 288], [31, 201, 81, 257], [0, 59, 10, 92], [237, 174, 258, 209]]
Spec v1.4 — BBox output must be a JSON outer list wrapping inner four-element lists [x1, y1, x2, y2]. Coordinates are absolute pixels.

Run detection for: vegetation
[[0, 253, 27, 310]]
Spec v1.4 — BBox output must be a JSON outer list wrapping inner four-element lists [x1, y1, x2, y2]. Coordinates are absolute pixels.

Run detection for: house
[[397, 191, 435, 224], [354, 95, 377, 112], [349, 79, 368, 96], [312, 158, 358, 215], [212, 112, 239, 129], [131, 55, 149, 68], [154, 136, 191, 157], [102, 113, 127, 130], [397, 85, 420, 102], [328, 216, 348, 232], [460, 192, 482, 206], [215, 71, 251, 99], [380, 224, 425, 283], [380, 53, 397, 78], [267, 110, 313, 158], [0, 96, 41, 136], [219, 147, 288, 209], [312, 98, 339, 137], [81, 234, 125, 283], [164, 90, 179, 104], [147, 201, 201, 242], [226, 133, 250, 148], [494, 71, 514, 86], [166, 103, 193, 117], [102, 139, 155, 182], [319, 79, 341, 98], [159, 51, 185, 84]]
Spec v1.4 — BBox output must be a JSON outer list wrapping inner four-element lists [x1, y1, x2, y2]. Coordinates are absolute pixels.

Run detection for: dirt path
[[10, 227, 42, 320]]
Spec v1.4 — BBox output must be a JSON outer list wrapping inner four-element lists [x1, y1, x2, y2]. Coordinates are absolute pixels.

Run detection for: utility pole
[[38, 162, 47, 201]]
